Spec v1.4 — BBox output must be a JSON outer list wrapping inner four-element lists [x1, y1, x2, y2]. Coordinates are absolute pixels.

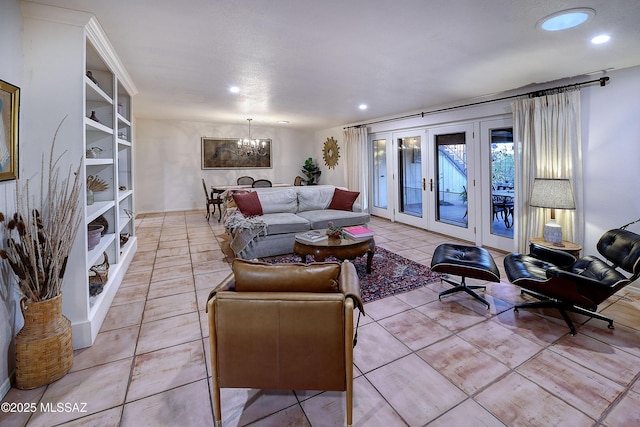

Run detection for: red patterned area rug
[[261, 247, 445, 304]]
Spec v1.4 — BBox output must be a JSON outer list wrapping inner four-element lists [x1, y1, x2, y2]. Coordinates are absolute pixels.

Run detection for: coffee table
[[294, 232, 375, 273]]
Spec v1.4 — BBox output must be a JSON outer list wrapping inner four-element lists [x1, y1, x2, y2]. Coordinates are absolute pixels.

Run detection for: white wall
[[314, 126, 346, 188], [581, 66, 640, 252], [0, 0, 23, 400], [130, 122, 354, 208], [134, 119, 316, 213]]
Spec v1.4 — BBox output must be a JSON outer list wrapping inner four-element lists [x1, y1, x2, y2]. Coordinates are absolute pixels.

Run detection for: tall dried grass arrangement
[[0, 118, 82, 302]]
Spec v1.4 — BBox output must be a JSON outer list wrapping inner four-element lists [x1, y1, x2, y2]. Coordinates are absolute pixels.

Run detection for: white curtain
[[342, 127, 369, 210], [511, 90, 584, 253]]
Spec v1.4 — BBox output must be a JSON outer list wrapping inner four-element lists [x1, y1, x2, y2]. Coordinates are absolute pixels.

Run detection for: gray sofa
[[224, 185, 370, 259]]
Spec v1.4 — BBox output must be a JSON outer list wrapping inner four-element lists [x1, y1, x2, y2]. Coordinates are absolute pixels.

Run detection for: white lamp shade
[[529, 178, 576, 210], [530, 178, 576, 245]]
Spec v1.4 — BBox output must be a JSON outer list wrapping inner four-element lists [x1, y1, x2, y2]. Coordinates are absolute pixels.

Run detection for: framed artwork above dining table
[[201, 137, 272, 169]]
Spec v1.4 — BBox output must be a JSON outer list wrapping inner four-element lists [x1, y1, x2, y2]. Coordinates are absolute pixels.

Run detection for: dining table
[[492, 189, 514, 198], [210, 183, 291, 193]]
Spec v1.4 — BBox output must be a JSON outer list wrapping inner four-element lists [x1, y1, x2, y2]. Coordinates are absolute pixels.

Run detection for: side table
[[530, 238, 582, 258]]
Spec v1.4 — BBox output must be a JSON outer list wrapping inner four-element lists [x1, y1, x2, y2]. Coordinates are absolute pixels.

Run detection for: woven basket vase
[[15, 294, 73, 389]]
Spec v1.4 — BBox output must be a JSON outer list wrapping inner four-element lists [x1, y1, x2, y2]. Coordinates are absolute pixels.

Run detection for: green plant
[[301, 157, 321, 185], [326, 221, 345, 239]]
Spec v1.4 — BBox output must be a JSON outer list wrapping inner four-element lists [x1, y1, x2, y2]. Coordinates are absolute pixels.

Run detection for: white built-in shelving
[[23, 2, 138, 348]]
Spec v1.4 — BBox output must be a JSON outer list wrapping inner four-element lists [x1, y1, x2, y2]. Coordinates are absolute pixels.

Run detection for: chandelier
[[237, 118, 267, 157]]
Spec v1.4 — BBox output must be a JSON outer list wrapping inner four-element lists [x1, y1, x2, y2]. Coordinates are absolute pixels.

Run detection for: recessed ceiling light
[[359, 104, 368, 110], [537, 8, 595, 31], [229, 86, 240, 93], [591, 34, 610, 44], [278, 120, 290, 124]]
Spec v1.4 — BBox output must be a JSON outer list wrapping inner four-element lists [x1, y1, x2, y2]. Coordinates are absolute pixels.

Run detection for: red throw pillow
[[232, 191, 263, 216], [328, 188, 360, 211]]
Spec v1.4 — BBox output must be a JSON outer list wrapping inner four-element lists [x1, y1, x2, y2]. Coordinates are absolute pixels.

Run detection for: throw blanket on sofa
[[224, 211, 268, 257]]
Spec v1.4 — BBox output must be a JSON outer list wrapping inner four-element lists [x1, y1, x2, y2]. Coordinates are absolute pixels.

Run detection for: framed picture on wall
[[0, 78, 19, 181], [201, 137, 272, 169]]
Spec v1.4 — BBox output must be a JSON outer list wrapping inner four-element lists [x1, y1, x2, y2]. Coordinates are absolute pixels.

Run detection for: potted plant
[[0, 119, 81, 389], [301, 157, 321, 185]]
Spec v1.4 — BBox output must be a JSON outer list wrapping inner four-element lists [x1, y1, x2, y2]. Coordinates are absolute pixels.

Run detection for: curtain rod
[[344, 76, 609, 130]]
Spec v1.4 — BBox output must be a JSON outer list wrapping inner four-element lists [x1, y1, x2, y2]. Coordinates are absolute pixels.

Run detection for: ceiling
[[28, 0, 640, 130]]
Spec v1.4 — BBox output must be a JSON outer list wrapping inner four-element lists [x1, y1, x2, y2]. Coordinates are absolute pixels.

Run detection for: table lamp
[[529, 178, 575, 246]]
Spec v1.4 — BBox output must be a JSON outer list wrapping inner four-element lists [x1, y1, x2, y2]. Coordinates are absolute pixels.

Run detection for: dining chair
[[202, 178, 216, 221], [252, 179, 272, 188], [236, 176, 254, 185], [503, 199, 514, 228], [492, 195, 506, 222]]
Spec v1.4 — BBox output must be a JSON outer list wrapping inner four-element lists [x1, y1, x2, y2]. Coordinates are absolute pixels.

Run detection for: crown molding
[[85, 17, 138, 95], [22, 1, 138, 95]]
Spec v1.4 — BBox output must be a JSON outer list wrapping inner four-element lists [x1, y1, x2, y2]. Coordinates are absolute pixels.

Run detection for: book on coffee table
[[343, 225, 374, 240], [296, 230, 328, 243]]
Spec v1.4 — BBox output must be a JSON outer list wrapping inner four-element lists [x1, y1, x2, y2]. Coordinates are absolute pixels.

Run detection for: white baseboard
[[1, 371, 13, 400], [137, 208, 201, 215]]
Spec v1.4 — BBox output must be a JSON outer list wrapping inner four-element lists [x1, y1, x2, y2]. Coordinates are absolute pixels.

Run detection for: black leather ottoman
[[430, 244, 500, 309]]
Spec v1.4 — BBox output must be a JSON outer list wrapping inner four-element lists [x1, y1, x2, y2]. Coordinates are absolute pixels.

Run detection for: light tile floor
[[3, 211, 640, 426]]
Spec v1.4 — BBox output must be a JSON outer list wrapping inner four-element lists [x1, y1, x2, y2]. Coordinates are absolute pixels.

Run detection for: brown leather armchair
[[207, 259, 364, 426]]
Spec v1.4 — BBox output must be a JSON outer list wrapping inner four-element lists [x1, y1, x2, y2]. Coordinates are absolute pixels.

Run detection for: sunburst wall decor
[[323, 137, 340, 169]]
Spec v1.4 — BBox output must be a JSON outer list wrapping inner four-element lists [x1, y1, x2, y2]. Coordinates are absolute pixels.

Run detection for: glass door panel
[[435, 132, 467, 227], [428, 124, 476, 241], [373, 138, 387, 209], [393, 130, 427, 228], [369, 133, 393, 219], [399, 135, 422, 217], [480, 117, 514, 252], [490, 128, 514, 238]]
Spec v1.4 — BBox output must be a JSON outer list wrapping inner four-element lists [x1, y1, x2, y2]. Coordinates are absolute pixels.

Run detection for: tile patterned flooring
[[2, 211, 640, 426]]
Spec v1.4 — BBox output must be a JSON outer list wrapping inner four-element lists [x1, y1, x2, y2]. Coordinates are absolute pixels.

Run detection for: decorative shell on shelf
[[86, 175, 109, 192], [322, 137, 340, 169]]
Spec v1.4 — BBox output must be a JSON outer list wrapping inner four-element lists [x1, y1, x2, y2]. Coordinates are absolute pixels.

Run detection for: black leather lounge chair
[[504, 228, 640, 335]]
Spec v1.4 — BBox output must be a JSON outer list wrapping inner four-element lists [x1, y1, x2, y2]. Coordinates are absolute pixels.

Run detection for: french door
[[479, 117, 515, 252], [427, 123, 476, 241], [392, 130, 428, 228], [370, 133, 392, 219], [369, 130, 428, 228], [370, 120, 512, 250]]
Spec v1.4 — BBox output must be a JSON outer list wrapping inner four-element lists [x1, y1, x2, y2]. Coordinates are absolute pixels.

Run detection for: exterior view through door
[[368, 118, 514, 252], [435, 132, 467, 228], [489, 128, 514, 238], [399, 135, 422, 218]]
